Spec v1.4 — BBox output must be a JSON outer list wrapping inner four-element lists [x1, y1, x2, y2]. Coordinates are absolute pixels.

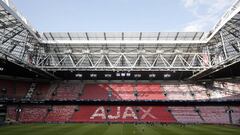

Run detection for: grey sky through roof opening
[[12, 0, 235, 32]]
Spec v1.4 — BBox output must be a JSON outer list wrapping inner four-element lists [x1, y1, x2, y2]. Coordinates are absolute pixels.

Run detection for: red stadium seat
[[80, 84, 109, 100], [32, 83, 50, 100], [169, 106, 203, 123], [53, 83, 80, 100], [6, 106, 17, 121], [231, 107, 240, 125], [110, 83, 135, 100], [136, 83, 165, 100], [70, 106, 176, 123], [19, 106, 48, 122], [45, 106, 75, 122], [199, 106, 230, 124]]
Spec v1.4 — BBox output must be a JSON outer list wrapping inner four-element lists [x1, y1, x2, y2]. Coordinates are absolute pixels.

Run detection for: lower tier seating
[[45, 106, 76, 123], [71, 106, 176, 123], [199, 106, 230, 124], [6, 106, 17, 121], [6, 105, 240, 124], [19, 106, 48, 122], [230, 107, 240, 125], [169, 106, 203, 123]]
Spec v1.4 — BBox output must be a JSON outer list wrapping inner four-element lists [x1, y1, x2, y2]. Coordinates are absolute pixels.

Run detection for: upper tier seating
[[0, 80, 30, 99], [110, 84, 136, 100], [32, 83, 50, 100], [136, 84, 165, 100], [162, 84, 194, 100], [80, 84, 109, 100], [188, 85, 209, 100], [15, 82, 30, 99], [53, 82, 81, 100], [0, 80, 14, 98], [213, 82, 240, 100], [2, 80, 240, 101]]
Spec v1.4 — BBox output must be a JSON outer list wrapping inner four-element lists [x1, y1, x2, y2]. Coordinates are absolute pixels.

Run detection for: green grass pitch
[[0, 123, 239, 135]]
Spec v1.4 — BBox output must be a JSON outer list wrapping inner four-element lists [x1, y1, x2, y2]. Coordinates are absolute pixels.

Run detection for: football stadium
[[0, 0, 240, 134]]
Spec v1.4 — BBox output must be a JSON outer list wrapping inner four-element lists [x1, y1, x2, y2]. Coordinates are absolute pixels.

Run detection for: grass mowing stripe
[[134, 124, 145, 135], [81, 124, 108, 135], [152, 124, 190, 135], [0, 124, 63, 135], [178, 125, 221, 135], [103, 124, 123, 135], [199, 125, 240, 135], [135, 124, 160, 135], [0, 124, 239, 135], [38, 124, 90, 135], [61, 124, 94, 135], [122, 124, 133, 135], [0, 124, 94, 135], [149, 125, 178, 135], [63, 124, 99, 135]]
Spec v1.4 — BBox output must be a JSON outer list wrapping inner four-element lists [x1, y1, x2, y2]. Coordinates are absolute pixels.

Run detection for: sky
[[12, 0, 235, 32]]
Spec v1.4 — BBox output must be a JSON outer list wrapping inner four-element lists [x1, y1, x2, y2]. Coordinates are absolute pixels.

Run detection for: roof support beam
[[43, 40, 207, 44], [220, 31, 228, 59], [0, 0, 41, 42], [2, 28, 24, 44]]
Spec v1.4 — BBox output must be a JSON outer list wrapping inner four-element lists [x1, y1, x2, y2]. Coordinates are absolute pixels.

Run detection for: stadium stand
[[70, 106, 107, 123], [15, 82, 30, 100], [6, 106, 17, 122], [1, 0, 240, 133], [162, 84, 194, 100], [23, 83, 36, 100], [0, 80, 14, 99], [32, 83, 50, 100], [136, 83, 165, 100], [19, 106, 48, 122], [4, 104, 240, 124], [230, 107, 240, 125], [45, 106, 75, 123], [169, 106, 203, 123], [70, 106, 176, 123], [188, 85, 209, 100], [110, 83, 136, 100], [53, 82, 81, 100], [2, 81, 240, 101], [199, 106, 230, 124], [80, 83, 108, 100]]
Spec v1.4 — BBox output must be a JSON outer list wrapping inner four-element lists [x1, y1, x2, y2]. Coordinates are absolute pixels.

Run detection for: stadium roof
[[1, 0, 240, 79], [41, 32, 206, 44]]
